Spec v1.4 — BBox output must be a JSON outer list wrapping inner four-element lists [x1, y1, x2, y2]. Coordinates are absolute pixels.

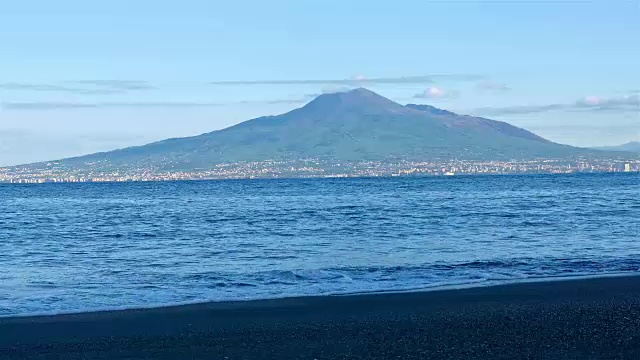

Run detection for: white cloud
[[576, 94, 638, 108], [414, 87, 459, 99], [577, 95, 604, 106]]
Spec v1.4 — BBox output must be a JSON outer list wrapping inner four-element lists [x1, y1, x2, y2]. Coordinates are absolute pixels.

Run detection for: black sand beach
[[1, 276, 639, 359]]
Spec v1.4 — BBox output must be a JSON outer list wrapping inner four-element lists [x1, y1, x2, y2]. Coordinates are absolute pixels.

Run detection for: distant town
[[1, 158, 637, 184]]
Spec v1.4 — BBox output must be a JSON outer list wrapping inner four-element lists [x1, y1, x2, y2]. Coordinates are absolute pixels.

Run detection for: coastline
[[2, 275, 639, 359], [1, 169, 638, 185], [3, 271, 636, 319]]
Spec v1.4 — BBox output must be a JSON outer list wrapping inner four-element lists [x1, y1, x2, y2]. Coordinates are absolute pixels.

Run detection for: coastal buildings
[[1, 158, 638, 184]]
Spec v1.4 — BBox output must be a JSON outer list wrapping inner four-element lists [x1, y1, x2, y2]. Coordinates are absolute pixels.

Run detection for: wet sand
[[1, 275, 639, 359]]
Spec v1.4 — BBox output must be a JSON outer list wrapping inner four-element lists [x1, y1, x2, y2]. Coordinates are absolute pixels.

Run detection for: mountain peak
[[302, 87, 404, 113], [343, 87, 382, 98]]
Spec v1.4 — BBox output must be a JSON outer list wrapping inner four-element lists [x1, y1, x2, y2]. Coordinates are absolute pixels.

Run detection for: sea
[[1, 173, 638, 317]]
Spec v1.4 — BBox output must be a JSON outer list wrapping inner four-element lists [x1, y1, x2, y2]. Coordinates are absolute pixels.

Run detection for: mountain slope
[[405, 104, 550, 143], [594, 141, 640, 153], [40, 88, 627, 171]]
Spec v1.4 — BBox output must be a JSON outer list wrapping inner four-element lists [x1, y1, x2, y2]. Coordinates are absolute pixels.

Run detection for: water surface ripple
[[1, 173, 638, 316]]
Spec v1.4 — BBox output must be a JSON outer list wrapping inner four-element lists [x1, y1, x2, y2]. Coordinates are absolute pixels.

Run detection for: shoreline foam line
[[1, 275, 639, 359], [2, 270, 639, 320]]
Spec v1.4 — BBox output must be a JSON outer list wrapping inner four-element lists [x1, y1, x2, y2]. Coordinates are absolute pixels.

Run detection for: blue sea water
[[0, 173, 638, 317]]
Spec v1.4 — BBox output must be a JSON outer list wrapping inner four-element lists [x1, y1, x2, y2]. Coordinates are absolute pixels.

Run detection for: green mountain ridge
[[24, 88, 635, 171], [593, 141, 640, 153]]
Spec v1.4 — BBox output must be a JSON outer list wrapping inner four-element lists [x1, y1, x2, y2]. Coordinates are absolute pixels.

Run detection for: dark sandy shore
[[1, 276, 639, 359]]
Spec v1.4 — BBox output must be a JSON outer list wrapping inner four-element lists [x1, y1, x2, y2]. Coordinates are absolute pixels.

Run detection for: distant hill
[[17, 88, 634, 171], [594, 141, 640, 153]]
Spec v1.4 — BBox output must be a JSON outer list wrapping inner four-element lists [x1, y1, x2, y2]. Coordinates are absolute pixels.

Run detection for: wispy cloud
[[473, 94, 639, 116], [474, 104, 564, 116], [0, 80, 155, 95], [1, 96, 314, 110], [413, 86, 459, 99], [65, 80, 155, 91], [477, 81, 511, 92], [1, 101, 227, 110], [210, 74, 481, 86], [0, 82, 116, 95]]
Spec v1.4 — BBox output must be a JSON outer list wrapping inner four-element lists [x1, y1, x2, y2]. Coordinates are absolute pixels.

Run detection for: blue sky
[[1, 0, 638, 166]]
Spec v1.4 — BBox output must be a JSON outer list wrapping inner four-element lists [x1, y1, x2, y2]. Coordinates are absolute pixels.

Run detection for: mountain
[[404, 104, 550, 143], [22, 88, 632, 171], [594, 141, 640, 153]]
